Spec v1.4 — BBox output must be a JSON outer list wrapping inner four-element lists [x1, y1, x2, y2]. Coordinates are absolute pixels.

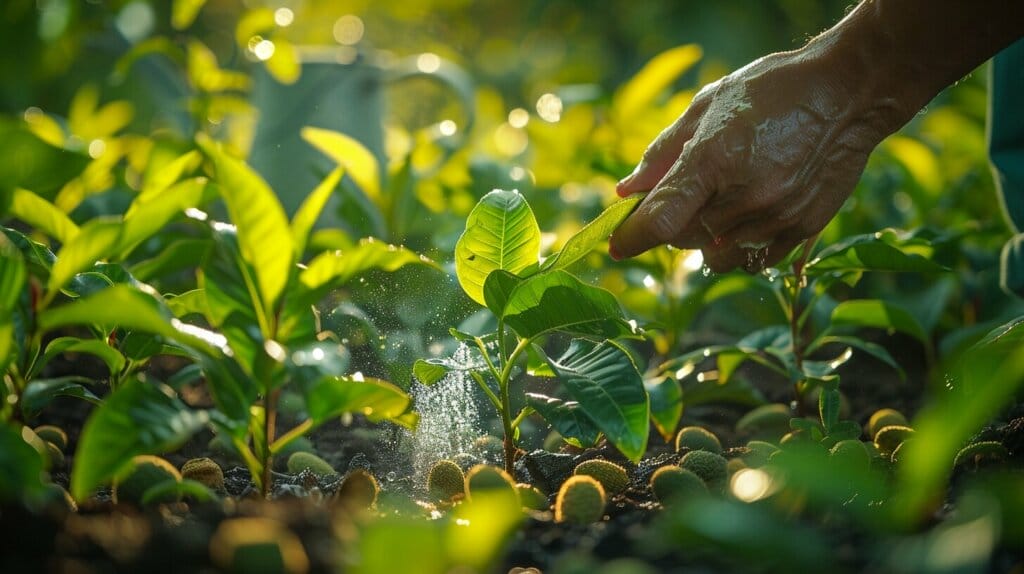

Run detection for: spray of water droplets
[[405, 343, 484, 481]]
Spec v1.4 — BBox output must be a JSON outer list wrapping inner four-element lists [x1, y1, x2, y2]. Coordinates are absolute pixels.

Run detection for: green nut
[[674, 426, 722, 455], [287, 452, 338, 478], [427, 460, 466, 503], [273, 437, 315, 470], [555, 475, 606, 524], [335, 469, 379, 509], [181, 457, 225, 492], [33, 425, 68, 452], [874, 425, 915, 456], [465, 464, 517, 502], [516, 483, 548, 510], [829, 440, 872, 467], [209, 517, 310, 574], [866, 408, 908, 440], [679, 450, 728, 486], [114, 455, 182, 505], [649, 466, 706, 504], [573, 459, 630, 495], [735, 403, 792, 440], [953, 441, 1009, 469]]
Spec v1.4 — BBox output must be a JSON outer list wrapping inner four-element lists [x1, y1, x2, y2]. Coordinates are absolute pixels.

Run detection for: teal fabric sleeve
[[990, 39, 1024, 233]]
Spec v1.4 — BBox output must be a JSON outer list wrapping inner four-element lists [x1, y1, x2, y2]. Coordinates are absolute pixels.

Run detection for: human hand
[[609, 47, 907, 273]]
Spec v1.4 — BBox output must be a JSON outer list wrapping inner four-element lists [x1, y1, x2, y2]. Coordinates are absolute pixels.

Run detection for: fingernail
[[609, 244, 622, 261], [616, 161, 646, 195]]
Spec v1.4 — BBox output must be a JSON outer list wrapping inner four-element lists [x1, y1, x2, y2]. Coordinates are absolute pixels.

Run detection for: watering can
[[247, 47, 475, 232]]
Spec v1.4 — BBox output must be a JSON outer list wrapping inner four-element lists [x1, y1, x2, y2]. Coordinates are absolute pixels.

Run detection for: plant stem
[[261, 388, 280, 499], [498, 338, 531, 475]]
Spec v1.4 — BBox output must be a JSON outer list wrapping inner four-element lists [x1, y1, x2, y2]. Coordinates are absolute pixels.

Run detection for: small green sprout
[[287, 452, 338, 478], [555, 475, 606, 524], [679, 450, 728, 487], [874, 425, 915, 456], [953, 441, 1010, 470], [674, 426, 722, 455], [649, 466, 706, 504], [735, 404, 792, 441], [573, 459, 630, 495], [181, 457, 225, 492], [335, 469, 379, 509], [743, 441, 779, 468], [829, 439, 872, 467], [516, 483, 548, 510], [427, 460, 466, 503], [866, 408, 909, 440]]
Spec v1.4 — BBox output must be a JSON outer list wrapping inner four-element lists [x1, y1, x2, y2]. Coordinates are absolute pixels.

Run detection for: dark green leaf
[[130, 238, 211, 282], [2, 226, 56, 280], [830, 300, 929, 346], [32, 337, 125, 379], [818, 381, 840, 433], [646, 375, 683, 442], [809, 335, 905, 379], [482, 269, 522, 317], [47, 218, 123, 294], [71, 379, 209, 499], [455, 189, 540, 306], [0, 120, 89, 197], [548, 339, 648, 462], [539, 195, 642, 272], [142, 478, 219, 505], [502, 270, 635, 340], [21, 377, 101, 419], [0, 424, 47, 501], [806, 233, 946, 274], [525, 392, 601, 448], [1000, 233, 1024, 298]]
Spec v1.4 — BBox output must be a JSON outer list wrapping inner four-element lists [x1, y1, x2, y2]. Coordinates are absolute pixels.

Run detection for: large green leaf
[[296, 238, 436, 304], [2, 226, 56, 281], [197, 136, 294, 317], [612, 44, 702, 123], [71, 379, 209, 499], [31, 337, 125, 380], [481, 269, 523, 318], [539, 195, 642, 272], [8, 188, 80, 244], [455, 189, 540, 306], [301, 127, 380, 202], [646, 375, 683, 442], [133, 150, 203, 206], [806, 233, 946, 275], [300, 376, 416, 433], [130, 238, 211, 282], [501, 270, 635, 340], [21, 376, 101, 418], [0, 120, 89, 198], [548, 339, 649, 462], [0, 234, 25, 372], [829, 300, 928, 346], [291, 167, 344, 258], [118, 178, 211, 258], [46, 218, 123, 296], [525, 392, 601, 448]]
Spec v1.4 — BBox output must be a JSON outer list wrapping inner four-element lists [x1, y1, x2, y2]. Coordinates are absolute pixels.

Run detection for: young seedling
[[416, 189, 650, 474]]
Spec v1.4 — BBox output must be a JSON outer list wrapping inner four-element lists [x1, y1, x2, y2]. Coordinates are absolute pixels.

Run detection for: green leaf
[[806, 234, 946, 274], [540, 195, 642, 272], [71, 379, 209, 499], [21, 376, 101, 419], [548, 339, 649, 462], [646, 375, 683, 442], [301, 127, 381, 203], [118, 178, 211, 258], [830, 300, 929, 346], [525, 392, 601, 448], [612, 44, 702, 123], [482, 269, 523, 317], [130, 238, 211, 282], [295, 239, 436, 312], [809, 335, 905, 379], [801, 347, 853, 379], [0, 119, 89, 198], [0, 233, 26, 312], [32, 337, 125, 380], [818, 381, 840, 433], [2, 226, 56, 280], [9, 188, 79, 244], [0, 424, 47, 501], [501, 270, 635, 340], [197, 136, 294, 317], [455, 189, 541, 306], [134, 150, 203, 205], [300, 376, 416, 432], [142, 478, 218, 505], [165, 289, 208, 318], [172, 0, 206, 29], [47, 218, 124, 295], [413, 359, 449, 386], [38, 285, 226, 359], [291, 167, 344, 258]]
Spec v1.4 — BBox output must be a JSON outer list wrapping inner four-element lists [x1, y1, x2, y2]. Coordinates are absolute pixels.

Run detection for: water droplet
[[386, 471, 397, 482]]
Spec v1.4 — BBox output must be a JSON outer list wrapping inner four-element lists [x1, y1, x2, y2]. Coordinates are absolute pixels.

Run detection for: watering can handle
[[383, 54, 476, 177]]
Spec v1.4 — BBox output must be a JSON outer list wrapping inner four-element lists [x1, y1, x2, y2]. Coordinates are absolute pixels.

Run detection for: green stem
[[510, 406, 535, 430], [470, 371, 502, 412], [270, 419, 313, 455], [261, 388, 280, 499], [498, 338, 531, 475]]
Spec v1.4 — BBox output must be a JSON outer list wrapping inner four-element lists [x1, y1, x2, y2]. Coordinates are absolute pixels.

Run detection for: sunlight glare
[[536, 93, 562, 123], [274, 8, 294, 27], [416, 53, 442, 74], [731, 468, 774, 502], [333, 15, 365, 45]]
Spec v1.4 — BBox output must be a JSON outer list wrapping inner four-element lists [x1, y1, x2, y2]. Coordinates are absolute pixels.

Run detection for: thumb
[[617, 98, 708, 197], [610, 164, 711, 259]]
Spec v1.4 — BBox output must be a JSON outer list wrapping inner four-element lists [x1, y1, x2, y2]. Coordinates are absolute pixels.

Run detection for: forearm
[[811, 0, 1024, 126]]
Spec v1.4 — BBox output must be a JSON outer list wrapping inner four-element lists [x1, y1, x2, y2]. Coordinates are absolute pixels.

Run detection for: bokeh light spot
[[333, 15, 365, 46], [253, 39, 276, 61], [416, 52, 442, 74], [115, 1, 154, 43], [508, 108, 530, 128], [730, 468, 775, 502], [274, 7, 294, 27], [438, 119, 457, 136], [536, 93, 562, 123]]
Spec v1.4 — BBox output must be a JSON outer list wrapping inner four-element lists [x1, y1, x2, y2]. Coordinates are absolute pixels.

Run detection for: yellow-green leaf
[[291, 167, 344, 258], [9, 188, 79, 244], [265, 38, 301, 85], [301, 126, 381, 203], [197, 136, 294, 316], [172, 0, 206, 30], [47, 218, 124, 295], [613, 44, 702, 123]]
